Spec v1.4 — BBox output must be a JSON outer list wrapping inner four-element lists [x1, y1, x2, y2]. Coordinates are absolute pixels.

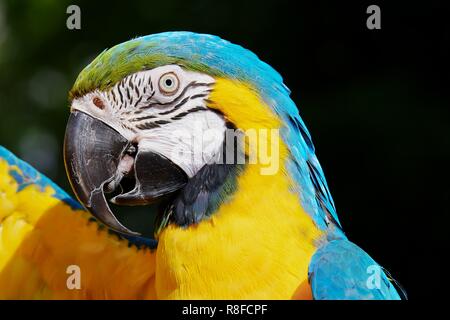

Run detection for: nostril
[[93, 96, 105, 110]]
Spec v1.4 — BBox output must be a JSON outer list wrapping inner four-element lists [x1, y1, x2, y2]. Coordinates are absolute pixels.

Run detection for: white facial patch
[[138, 111, 226, 177], [70, 65, 226, 178]]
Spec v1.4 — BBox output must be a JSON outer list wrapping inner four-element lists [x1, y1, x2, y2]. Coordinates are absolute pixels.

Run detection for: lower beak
[[64, 111, 187, 236]]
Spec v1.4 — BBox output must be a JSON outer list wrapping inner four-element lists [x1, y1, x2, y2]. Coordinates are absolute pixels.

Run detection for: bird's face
[[64, 65, 228, 235]]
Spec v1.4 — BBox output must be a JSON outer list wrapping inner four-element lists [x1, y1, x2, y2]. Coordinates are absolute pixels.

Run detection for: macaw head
[[64, 32, 341, 238]]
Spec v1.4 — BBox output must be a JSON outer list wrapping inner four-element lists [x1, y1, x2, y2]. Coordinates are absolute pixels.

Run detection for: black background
[[0, 0, 448, 299]]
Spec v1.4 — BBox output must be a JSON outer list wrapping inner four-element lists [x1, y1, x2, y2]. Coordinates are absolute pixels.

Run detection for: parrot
[[0, 31, 404, 300]]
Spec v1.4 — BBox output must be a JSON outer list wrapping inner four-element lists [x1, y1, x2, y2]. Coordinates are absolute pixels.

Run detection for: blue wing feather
[[308, 240, 402, 300], [0, 146, 83, 210]]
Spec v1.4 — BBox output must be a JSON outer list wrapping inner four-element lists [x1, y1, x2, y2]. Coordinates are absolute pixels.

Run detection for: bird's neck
[[155, 157, 323, 299]]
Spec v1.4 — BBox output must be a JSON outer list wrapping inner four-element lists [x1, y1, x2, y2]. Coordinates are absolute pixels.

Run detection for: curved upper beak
[[64, 111, 187, 236]]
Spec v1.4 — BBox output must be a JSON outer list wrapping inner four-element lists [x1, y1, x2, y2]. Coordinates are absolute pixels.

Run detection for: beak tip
[[102, 222, 142, 237]]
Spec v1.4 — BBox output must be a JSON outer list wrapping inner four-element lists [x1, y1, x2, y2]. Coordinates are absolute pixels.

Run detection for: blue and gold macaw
[[0, 32, 402, 299]]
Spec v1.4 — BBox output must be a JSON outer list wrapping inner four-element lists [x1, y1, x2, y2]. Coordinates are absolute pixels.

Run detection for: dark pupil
[[165, 78, 173, 87]]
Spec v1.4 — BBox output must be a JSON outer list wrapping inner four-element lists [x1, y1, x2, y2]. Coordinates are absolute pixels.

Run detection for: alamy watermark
[[66, 5, 81, 30], [366, 5, 381, 30], [166, 122, 281, 176], [366, 265, 382, 290], [66, 264, 81, 290]]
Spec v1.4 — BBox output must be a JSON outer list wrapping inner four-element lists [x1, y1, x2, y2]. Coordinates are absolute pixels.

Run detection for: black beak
[[64, 111, 187, 236]]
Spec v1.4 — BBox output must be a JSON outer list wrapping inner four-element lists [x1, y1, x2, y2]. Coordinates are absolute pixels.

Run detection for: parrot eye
[[158, 72, 179, 95], [92, 96, 105, 110]]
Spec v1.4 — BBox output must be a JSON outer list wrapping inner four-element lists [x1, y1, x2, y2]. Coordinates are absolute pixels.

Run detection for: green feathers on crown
[[69, 39, 219, 102]]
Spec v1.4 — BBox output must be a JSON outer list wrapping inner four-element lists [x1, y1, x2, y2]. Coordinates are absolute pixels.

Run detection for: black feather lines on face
[[128, 81, 213, 131]]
